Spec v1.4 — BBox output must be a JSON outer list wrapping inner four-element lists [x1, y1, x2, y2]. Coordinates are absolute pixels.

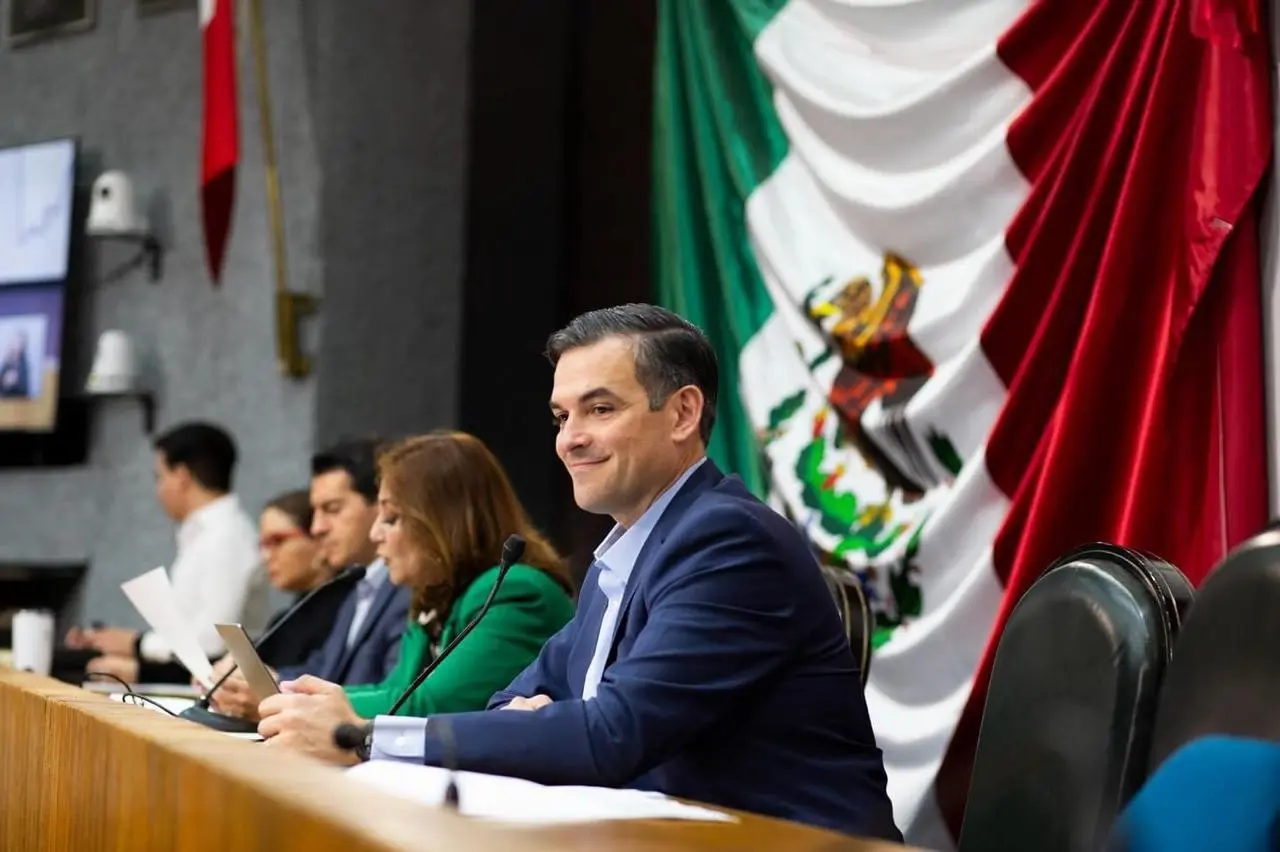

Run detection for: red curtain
[[935, 0, 1272, 835]]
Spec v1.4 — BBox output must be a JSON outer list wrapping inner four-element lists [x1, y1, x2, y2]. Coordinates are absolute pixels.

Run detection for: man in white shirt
[[74, 422, 269, 680]]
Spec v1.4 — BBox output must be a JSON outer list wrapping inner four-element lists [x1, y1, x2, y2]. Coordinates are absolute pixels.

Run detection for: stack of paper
[[346, 761, 735, 825]]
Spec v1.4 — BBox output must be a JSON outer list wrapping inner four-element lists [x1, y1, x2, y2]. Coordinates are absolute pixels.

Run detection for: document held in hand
[[120, 567, 216, 688]]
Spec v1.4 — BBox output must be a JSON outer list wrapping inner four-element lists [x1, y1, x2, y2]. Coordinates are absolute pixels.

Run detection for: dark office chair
[[821, 565, 872, 687], [1145, 529, 1280, 771], [958, 544, 1193, 852]]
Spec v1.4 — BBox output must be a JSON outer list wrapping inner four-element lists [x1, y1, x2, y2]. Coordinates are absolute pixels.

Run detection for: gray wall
[[304, 0, 470, 445], [0, 0, 472, 627]]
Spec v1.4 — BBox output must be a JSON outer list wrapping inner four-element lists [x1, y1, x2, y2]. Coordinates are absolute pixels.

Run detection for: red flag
[[934, 0, 1272, 837], [1191, 0, 1264, 47], [201, 0, 238, 285]]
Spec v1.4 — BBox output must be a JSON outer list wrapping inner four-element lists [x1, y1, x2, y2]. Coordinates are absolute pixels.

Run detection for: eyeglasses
[[259, 530, 307, 550]]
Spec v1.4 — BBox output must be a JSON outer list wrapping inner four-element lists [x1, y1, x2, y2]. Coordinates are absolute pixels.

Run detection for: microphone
[[332, 535, 525, 769], [179, 564, 367, 734], [386, 534, 525, 716], [332, 717, 461, 809], [334, 720, 370, 751]]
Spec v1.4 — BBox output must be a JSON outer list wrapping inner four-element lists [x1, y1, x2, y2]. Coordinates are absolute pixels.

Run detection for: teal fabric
[[1111, 736, 1280, 851]]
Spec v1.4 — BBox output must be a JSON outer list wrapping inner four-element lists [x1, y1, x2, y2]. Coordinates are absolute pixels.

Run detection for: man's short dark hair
[[153, 422, 237, 493], [311, 437, 381, 504], [545, 303, 718, 444]]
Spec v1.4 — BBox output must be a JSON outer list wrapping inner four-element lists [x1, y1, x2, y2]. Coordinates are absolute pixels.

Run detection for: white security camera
[[87, 171, 148, 237]]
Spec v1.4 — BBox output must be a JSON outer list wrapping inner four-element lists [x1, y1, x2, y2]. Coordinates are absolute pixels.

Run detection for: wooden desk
[[0, 671, 913, 850]]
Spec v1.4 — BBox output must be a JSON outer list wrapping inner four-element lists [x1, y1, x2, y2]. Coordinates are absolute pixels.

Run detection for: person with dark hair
[[258, 490, 320, 593], [74, 421, 269, 682], [249, 490, 359, 671], [203, 437, 409, 719], [252, 304, 900, 841], [0, 330, 32, 399]]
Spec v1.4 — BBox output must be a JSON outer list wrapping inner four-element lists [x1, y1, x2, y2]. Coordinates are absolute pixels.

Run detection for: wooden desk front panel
[[0, 671, 514, 851], [0, 671, 912, 851]]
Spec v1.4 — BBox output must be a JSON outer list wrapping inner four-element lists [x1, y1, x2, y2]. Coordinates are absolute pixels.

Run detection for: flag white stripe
[[742, 1, 1033, 843]]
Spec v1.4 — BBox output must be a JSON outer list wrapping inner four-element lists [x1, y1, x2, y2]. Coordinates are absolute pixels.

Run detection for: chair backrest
[[1146, 531, 1280, 772], [958, 544, 1193, 852], [820, 565, 872, 687]]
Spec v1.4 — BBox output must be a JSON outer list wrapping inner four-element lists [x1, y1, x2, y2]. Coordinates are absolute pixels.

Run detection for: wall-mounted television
[[0, 138, 75, 287], [0, 137, 88, 466]]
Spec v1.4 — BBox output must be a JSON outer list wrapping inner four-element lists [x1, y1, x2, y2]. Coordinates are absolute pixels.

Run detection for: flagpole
[[246, 0, 317, 379]]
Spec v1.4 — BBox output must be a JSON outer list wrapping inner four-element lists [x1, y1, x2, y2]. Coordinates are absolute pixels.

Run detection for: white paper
[[120, 567, 215, 688], [346, 761, 735, 825]]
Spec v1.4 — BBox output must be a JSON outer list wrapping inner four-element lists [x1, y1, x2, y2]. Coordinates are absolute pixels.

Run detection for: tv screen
[[0, 137, 76, 435], [0, 138, 75, 286], [0, 286, 64, 430]]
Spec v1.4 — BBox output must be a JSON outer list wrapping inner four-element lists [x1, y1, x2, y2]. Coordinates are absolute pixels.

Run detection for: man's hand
[[258, 675, 363, 766], [86, 627, 139, 657], [203, 656, 270, 721], [86, 654, 139, 684], [502, 694, 552, 711], [64, 627, 92, 650]]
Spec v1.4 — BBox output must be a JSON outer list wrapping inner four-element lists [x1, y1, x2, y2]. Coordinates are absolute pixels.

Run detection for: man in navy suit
[[276, 439, 409, 686], [209, 439, 409, 719], [259, 305, 900, 841]]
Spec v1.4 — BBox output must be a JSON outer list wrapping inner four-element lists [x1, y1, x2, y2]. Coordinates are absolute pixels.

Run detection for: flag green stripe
[[652, 0, 790, 497]]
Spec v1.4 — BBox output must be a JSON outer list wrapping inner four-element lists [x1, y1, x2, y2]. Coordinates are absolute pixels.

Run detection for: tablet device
[[214, 623, 280, 701]]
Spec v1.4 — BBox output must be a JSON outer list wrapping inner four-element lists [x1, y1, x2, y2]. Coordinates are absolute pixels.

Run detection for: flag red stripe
[[934, 0, 1271, 837], [201, 172, 235, 286], [202, 0, 238, 283], [1211, 201, 1268, 551]]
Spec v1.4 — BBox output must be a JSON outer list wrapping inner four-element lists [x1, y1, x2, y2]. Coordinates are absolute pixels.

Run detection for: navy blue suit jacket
[[420, 462, 901, 841], [277, 572, 409, 686]]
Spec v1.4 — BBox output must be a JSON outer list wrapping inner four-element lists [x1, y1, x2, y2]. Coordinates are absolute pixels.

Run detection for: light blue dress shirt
[[345, 558, 388, 648], [581, 457, 705, 699], [370, 458, 706, 763]]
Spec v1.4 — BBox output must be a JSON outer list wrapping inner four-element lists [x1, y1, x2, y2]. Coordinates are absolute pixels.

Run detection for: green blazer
[[345, 563, 573, 719]]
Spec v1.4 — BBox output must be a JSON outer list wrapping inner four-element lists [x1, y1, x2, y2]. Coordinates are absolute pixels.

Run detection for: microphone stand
[[437, 717, 460, 810]]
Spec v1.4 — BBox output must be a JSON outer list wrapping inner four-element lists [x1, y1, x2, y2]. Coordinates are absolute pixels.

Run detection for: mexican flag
[[653, 0, 1270, 845]]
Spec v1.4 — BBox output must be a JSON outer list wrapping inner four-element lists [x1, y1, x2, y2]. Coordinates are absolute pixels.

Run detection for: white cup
[[12, 609, 55, 676]]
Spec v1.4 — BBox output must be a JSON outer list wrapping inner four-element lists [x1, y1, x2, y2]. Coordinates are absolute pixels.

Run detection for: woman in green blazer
[[342, 431, 574, 719]]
